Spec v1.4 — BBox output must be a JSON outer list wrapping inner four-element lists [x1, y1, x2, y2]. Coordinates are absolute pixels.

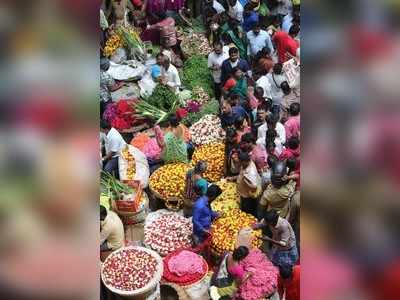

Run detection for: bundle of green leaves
[[182, 55, 214, 97]]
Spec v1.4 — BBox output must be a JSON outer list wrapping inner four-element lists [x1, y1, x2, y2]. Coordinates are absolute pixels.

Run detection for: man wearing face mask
[[220, 47, 251, 85], [247, 23, 274, 60]]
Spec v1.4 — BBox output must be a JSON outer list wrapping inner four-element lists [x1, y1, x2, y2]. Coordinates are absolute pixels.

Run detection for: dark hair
[[230, 93, 240, 102], [231, 67, 241, 76], [289, 24, 300, 37], [252, 22, 261, 30], [241, 132, 255, 144], [232, 246, 249, 261], [287, 136, 300, 150], [207, 184, 223, 200], [279, 264, 294, 280], [169, 116, 180, 128], [266, 113, 278, 127], [281, 81, 291, 95], [238, 150, 251, 162], [273, 63, 283, 75], [255, 86, 264, 98], [213, 41, 223, 48], [160, 284, 179, 300], [100, 205, 107, 221], [257, 102, 268, 112], [194, 160, 207, 174], [266, 128, 277, 143], [289, 103, 300, 116], [266, 140, 276, 153], [244, 3, 253, 12], [263, 209, 279, 226], [225, 127, 237, 143], [267, 154, 278, 168], [234, 117, 245, 129], [100, 119, 111, 130], [156, 52, 164, 59], [286, 157, 298, 171], [229, 47, 239, 56]]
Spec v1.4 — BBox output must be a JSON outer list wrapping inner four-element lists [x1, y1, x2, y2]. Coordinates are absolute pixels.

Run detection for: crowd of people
[[100, 1, 300, 299]]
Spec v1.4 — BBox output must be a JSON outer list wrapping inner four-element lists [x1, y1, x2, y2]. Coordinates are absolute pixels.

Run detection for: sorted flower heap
[[102, 248, 159, 291], [192, 86, 210, 106], [211, 209, 262, 255], [144, 214, 192, 256], [149, 163, 190, 199], [121, 146, 136, 180], [189, 115, 226, 146], [192, 143, 225, 182], [211, 180, 240, 213], [103, 34, 123, 57]]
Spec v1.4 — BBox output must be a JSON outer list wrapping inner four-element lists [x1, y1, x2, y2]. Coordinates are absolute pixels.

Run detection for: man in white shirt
[[208, 41, 229, 100], [100, 119, 126, 178], [100, 205, 125, 251], [247, 23, 274, 58], [256, 74, 273, 100], [213, 0, 226, 14], [257, 113, 286, 155], [228, 0, 244, 23], [161, 57, 181, 93]]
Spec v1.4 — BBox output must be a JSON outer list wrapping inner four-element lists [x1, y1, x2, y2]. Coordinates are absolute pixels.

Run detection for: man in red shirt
[[273, 25, 300, 63], [278, 264, 300, 300]]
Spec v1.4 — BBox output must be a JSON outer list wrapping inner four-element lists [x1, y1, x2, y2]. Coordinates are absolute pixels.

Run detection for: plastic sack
[[110, 47, 127, 64], [138, 71, 157, 97], [119, 145, 150, 188], [185, 274, 211, 300], [107, 61, 146, 81]]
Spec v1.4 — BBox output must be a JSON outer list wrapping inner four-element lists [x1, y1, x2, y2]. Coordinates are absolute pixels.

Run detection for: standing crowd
[[100, 1, 300, 299]]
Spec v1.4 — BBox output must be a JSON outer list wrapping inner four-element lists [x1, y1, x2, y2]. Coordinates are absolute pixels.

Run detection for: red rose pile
[[144, 214, 192, 256], [102, 248, 158, 291]]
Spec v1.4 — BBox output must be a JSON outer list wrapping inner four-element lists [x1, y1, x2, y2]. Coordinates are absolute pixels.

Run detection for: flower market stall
[[100, 2, 301, 299]]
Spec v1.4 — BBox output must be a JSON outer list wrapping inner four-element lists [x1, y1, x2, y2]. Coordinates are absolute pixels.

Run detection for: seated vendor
[[100, 205, 125, 252], [227, 246, 253, 284], [100, 119, 126, 178], [192, 185, 222, 245]]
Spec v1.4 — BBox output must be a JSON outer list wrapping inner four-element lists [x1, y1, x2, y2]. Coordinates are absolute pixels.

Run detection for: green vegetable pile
[[135, 84, 181, 124], [101, 171, 133, 201], [182, 55, 214, 97], [182, 99, 219, 126]]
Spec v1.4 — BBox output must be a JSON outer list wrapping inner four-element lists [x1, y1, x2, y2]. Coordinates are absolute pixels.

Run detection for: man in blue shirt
[[192, 184, 223, 244], [246, 23, 274, 58], [220, 97, 250, 128], [220, 47, 250, 85]]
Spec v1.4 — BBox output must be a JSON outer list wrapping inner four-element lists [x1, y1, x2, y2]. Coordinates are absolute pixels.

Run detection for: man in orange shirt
[[272, 25, 300, 63]]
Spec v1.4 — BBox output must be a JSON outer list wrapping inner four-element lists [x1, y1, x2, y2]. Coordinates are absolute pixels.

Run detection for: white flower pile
[[189, 115, 226, 146]]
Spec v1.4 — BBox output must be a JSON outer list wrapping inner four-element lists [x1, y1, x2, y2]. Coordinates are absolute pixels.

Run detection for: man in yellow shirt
[[100, 205, 125, 251]]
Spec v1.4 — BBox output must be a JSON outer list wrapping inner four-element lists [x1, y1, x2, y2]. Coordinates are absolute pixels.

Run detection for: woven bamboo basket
[[148, 185, 183, 211]]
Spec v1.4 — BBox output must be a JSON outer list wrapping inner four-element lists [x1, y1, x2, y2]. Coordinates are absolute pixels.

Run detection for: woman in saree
[[222, 67, 248, 100]]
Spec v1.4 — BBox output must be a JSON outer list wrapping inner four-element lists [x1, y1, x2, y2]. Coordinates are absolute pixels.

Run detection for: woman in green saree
[[222, 67, 248, 100]]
